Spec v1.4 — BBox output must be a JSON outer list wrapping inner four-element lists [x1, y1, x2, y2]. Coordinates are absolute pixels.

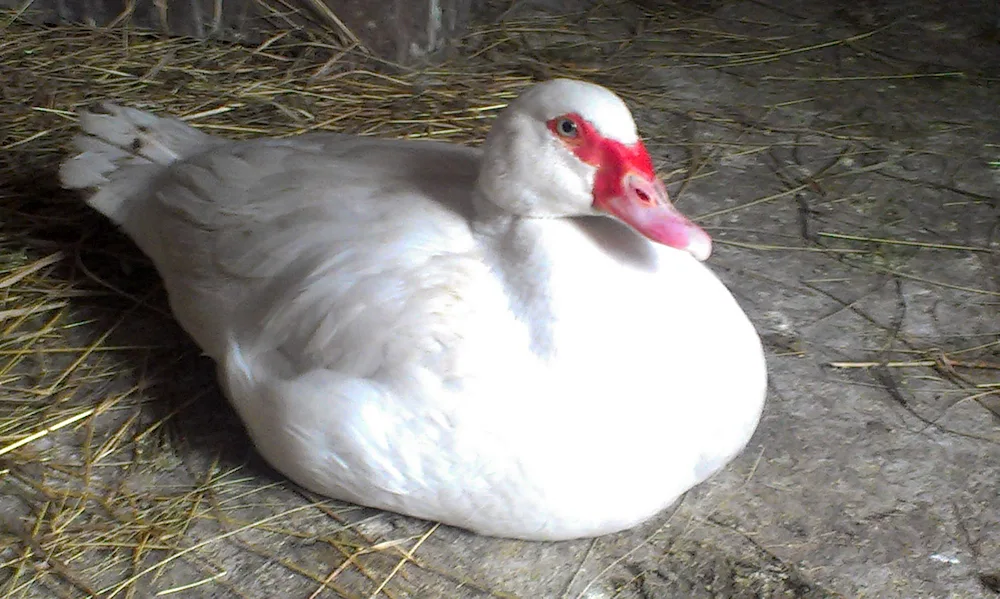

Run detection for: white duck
[[61, 79, 766, 541]]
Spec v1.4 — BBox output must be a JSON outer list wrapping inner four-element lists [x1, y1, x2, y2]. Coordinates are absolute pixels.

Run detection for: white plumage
[[61, 79, 767, 540]]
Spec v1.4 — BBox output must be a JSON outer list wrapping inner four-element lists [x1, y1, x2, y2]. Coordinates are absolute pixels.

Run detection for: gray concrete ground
[[1, 0, 998, 598]]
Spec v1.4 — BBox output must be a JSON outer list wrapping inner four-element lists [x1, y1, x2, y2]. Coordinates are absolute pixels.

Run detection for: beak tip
[[687, 230, 713, 261]]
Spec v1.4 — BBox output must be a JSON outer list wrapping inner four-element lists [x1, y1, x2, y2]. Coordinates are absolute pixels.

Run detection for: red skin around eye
[[546, 113, 713, 260], [546, 113, 656, 203]]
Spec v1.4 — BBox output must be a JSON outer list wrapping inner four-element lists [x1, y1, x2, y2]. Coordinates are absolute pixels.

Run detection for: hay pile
[[1, 2, 997, 597]]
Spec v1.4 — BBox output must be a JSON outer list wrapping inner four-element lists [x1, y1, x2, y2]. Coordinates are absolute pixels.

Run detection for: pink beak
[[596, 172, 712, 261]]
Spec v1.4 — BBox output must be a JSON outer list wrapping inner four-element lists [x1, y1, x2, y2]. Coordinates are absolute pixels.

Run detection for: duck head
[[477, 79, 712, 261]]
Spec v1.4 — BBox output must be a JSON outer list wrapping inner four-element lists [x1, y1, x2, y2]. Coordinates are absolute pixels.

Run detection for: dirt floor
[[1, 0, 998, 598]]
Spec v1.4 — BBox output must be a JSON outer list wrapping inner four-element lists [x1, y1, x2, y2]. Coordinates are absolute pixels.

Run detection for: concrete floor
[[2, 0, 998, 597]]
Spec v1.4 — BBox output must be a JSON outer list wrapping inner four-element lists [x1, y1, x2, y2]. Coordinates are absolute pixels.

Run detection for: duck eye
[[555, 117, 578, 138]]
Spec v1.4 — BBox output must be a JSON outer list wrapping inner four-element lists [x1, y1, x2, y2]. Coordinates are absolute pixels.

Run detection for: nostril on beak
[[625, 172, 660, 207]]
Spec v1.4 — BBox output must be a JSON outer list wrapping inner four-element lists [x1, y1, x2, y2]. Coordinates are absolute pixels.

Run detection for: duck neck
[[471, 188, 557, 358]]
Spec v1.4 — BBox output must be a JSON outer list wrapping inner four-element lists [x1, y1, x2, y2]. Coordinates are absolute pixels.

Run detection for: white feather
[[61, 79, 767, 540]]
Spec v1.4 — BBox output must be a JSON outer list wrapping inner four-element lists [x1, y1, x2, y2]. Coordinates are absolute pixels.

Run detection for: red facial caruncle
[[546, 113, 712, 261]]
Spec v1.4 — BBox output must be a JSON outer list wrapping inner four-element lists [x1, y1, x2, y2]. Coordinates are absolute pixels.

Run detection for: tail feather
[[60, 102, 221, 224]]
